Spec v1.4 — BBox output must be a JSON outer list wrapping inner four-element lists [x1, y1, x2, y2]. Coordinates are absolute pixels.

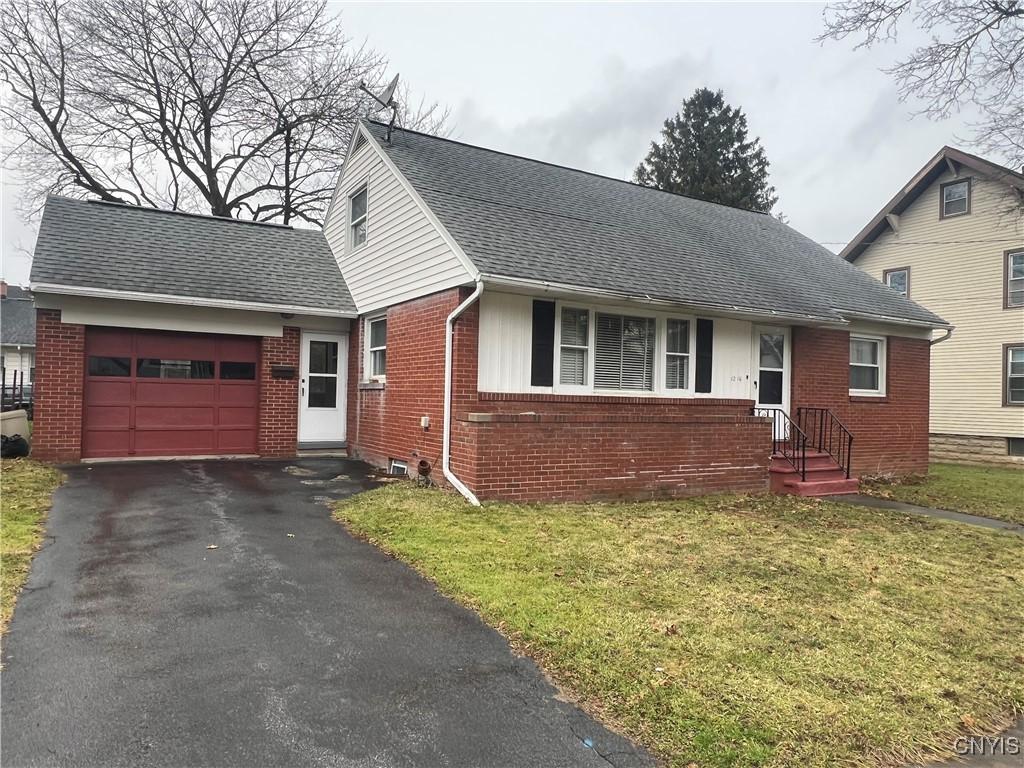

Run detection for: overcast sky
[[0, 1, 982, 285]]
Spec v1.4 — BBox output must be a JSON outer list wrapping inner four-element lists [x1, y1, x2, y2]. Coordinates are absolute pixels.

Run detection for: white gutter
[[29, 282, 356, 319], [442, 278, 484, 506]]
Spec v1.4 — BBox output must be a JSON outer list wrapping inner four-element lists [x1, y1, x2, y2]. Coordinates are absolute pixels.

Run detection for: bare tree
[[818, 0, 1024, 168], [1, 0, 446, 225]]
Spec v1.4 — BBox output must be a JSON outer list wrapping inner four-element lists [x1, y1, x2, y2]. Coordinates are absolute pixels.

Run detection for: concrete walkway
[[833, 494, 1024, 537]]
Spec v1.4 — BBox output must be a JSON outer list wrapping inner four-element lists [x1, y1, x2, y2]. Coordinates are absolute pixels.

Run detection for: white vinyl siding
[[2, 347, 35, 387], [855, 168, 1024, 437], [324, 128, 472, 313]]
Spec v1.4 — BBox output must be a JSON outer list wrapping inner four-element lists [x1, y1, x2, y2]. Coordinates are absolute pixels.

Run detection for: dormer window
[[940, 179, 970, 218], [350, 186, 368, 248]]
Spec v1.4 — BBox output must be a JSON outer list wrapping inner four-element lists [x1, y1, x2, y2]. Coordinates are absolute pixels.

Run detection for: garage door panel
[[218, 429, 258, 451], [82, 430, 132, 457], [84, 380, 132, 405], [135, 382, 218, 404], [218, 406, 258, 428], [134, 406, 215, 428], [83, 328, 261, 458], [84, 405, 131, 428], [133, 429, 218, 454]]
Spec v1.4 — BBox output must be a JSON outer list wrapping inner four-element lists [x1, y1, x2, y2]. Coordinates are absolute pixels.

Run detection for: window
[[1005, 345, 1024, 406], [87, 356, 131, 377], [559, 307, 589, 385], [350, 187, 368, 248], [849, 336, 886, 395], [883, 267, 909, 298], [366, 316, 387, 380], [1005, 250, 1024, 308], [137, 359, 214, 379], [308, 340, 339, 408], [388, 458, 408, 476], [220, 361, 256, 380], [594, 313, 655, 391], [940, 179, 970, 218], [1008, 438, 1024, 457], [665, 318, 690, 390]]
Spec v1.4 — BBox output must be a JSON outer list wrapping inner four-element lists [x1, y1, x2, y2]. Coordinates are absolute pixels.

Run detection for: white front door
[[298, 331, 347, 445], [751, 326, 791, 437]]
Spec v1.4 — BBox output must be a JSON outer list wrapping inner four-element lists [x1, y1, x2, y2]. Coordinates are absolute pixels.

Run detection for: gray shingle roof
[[365, 121, 947, 326], [1, 294, 36, 345], [31, 196, 355, 315]]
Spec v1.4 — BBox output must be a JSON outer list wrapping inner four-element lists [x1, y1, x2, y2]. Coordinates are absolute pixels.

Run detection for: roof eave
[[836, 308, 952, 330], [30, 283, 356, 319]]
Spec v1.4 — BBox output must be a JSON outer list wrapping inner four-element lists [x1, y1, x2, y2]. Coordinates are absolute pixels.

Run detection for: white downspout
[[442, 278, 484, 506]]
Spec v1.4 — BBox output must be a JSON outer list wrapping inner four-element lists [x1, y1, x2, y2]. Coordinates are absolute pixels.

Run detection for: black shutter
[[695, 318, 713, 393], [530, 300, 555, 387]]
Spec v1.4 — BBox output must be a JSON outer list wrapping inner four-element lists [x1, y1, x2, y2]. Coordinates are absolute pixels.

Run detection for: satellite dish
[[358, 73, 401, 142]]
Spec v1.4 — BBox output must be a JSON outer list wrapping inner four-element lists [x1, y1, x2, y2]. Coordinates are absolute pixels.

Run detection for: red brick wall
[[257, 326, 300, 458], [348, 289, 771, 500], [348, 289, 470, 471], [791, 327, 930, 475], [31, 309, 85, 462]]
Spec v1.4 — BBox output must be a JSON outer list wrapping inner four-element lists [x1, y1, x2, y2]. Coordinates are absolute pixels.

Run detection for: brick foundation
[[31, 309, 86, 462], [791, 327, 930, 476]]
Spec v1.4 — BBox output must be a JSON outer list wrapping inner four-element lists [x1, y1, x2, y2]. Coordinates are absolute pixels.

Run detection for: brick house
[[28, 120, 948, 502]]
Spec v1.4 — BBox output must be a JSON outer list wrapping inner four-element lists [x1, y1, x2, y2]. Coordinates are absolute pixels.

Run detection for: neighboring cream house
[[1, 281, 36, 392], [844, 147, 1024, 465]]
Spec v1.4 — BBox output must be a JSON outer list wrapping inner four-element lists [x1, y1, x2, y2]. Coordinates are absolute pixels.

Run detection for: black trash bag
[[1, 434, 30, 458]]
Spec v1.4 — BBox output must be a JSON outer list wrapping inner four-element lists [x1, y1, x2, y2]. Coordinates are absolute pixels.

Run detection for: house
[[1, 281, 36, 393], [843, 147, 1024, 465], [28, 120, 948, 502]]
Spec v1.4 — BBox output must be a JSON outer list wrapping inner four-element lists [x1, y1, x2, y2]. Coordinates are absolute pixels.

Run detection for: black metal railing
[[796, 407, 854, 479], [752, 407, 808, 481], [1, 370, 34, 419]]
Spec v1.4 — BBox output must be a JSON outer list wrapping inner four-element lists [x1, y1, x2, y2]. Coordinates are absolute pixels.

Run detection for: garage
[[83, 327, 260, 459]]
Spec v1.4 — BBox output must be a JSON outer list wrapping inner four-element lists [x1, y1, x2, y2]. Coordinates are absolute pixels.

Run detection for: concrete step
[[779, 477, 861, 497]]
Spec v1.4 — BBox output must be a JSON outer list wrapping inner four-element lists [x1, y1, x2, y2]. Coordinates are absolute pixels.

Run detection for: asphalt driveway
[[2, 458, 649, 768]]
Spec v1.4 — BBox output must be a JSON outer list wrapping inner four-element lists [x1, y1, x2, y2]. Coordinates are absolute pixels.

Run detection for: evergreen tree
[[635, 88, 778, 213]]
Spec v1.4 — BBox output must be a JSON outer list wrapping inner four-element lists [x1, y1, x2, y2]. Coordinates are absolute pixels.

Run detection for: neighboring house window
[[1008, 437, 1024, 457], [1005, 345, 1024, 406], [366, 316, 387, 380], [883, 267, 909, 298], [350, 186, 368, 248], [940, 179, 970, 218], [665, 318, 690, 390], [594, 313, 656, 391], [849, 336, 886, 395], [559, 307, 589, 386], [1005, 250, 1024, 308]]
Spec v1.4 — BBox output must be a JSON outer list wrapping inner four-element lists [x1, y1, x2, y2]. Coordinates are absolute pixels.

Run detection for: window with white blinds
[[559, 307, 589, 385], [665, 318, 690, 389], [594, 313, 656, 391]]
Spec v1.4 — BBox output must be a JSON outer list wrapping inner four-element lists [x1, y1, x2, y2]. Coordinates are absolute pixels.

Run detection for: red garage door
[[83, 328, 260, 458]]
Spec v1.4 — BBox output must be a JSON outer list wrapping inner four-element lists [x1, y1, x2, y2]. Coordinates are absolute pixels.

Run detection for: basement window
[[388, 459, 408, 476], [1009, 438, 1024, 457]]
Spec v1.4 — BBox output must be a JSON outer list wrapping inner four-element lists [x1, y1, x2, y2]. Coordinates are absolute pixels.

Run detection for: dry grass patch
[[1, 459, 63, 633], [335, 484, 1024, 768]]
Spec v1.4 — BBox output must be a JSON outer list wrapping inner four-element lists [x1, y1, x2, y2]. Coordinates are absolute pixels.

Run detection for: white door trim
[[298, 331, 348, 445]]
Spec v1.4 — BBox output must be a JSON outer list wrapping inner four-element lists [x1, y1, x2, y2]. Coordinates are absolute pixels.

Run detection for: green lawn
[[335, 485, 1024, 768], [1, 459, 63, 633], [861, 463, 1024, 526]]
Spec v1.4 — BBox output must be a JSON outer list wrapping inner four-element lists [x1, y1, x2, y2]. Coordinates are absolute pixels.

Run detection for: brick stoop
[[769, 451, 860, 496]]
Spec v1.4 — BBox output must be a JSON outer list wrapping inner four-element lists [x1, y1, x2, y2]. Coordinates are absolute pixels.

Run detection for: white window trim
[[849, 334, 887, 397], [364, 314, 387, 382], [549, 300, 697, 397], [349, 184, 369, 252]]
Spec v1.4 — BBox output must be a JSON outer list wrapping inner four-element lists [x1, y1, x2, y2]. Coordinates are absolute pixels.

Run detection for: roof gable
[[843, 147, 1024, 262], [364, 121, 947, 327]]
